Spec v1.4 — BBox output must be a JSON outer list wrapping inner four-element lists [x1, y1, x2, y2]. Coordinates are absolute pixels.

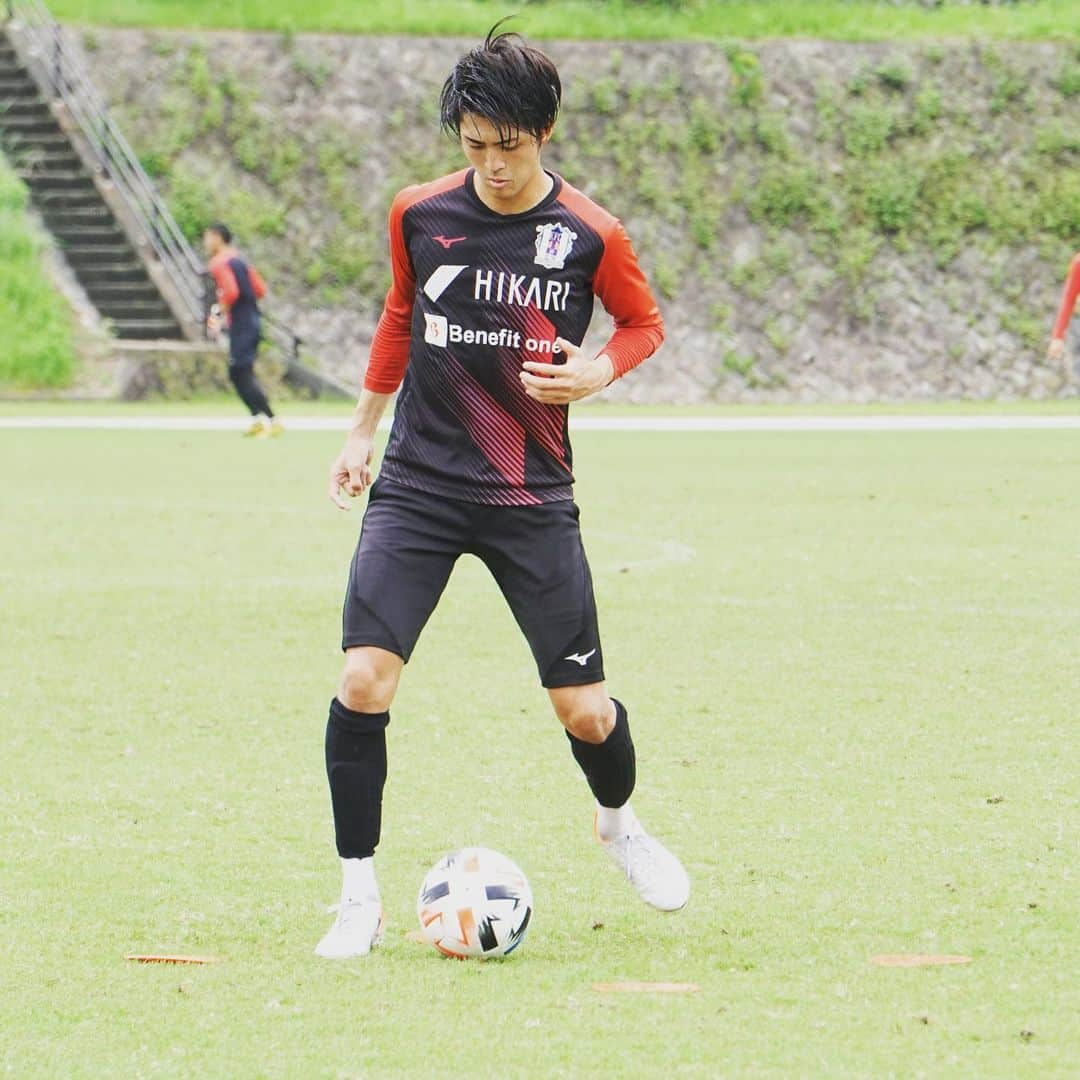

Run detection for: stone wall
[[74, 29, 1080, 402]]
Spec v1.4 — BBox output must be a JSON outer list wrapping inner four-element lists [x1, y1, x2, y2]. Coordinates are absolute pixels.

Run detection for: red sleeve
[[591, 221, 664, 379], [1052, 255, 1080, 340], [210, 258, 239, 309], [363, 190, 417, 394], [249, 265, 267, 301]]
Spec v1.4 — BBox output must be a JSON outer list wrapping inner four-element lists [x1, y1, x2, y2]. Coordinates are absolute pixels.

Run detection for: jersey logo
[[534, 222, 578, 270], [423, 264, 468, 302], [423, 314, 449, 346], [564, 649, 597, 667], [433, 235, 467, 249]]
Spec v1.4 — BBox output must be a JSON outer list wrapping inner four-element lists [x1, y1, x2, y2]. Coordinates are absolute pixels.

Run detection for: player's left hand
[[520, 338, 614, 404]]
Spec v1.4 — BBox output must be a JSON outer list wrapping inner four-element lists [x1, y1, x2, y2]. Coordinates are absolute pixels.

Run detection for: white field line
[[2, 414, 1080, 432]]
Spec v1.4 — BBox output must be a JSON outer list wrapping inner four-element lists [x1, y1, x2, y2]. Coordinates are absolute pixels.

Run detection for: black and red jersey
[[364, 169, 664, 506], [209, 247, 266, 328]]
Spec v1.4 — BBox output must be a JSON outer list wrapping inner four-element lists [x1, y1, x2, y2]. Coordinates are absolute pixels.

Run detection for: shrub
[[166, 168, 217, 241], [1034, 123, 1080, 160], [749, 163, 819, 227], [864, 166, 921, 234], [912, 86, 943, 132], [1053, 63, 1080, 98], [1035, 172, 1080, 241], [843, 104, 895, 157], [590, 77, 620, 115], [876, 58, 914, 92], [724, 46, 763, 109], [687, 96, 722, 154]]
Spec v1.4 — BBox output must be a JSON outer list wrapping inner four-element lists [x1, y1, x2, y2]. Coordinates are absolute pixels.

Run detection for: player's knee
[[556, 698, 615, 744], [338, 653, 398, 712]]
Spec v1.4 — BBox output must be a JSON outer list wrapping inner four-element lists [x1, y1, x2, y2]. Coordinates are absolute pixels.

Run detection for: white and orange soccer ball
[[416, 847, 533, 959]]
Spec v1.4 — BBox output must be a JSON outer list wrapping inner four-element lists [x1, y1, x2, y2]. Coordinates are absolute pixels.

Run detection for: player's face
[[202, 230, 222, 258], [460, 113, 551, 212]]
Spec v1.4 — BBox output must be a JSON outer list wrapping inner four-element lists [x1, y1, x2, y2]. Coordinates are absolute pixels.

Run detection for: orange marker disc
[[592, 981, 701, 994], [870, 954, 973, 968], [125, 954, 221, 965]]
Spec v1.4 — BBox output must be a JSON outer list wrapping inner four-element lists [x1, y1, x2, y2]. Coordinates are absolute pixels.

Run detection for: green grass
[[0, 159, 76, 389], [1, 422, 1078, 1077], [46, 0, 1080, 41]]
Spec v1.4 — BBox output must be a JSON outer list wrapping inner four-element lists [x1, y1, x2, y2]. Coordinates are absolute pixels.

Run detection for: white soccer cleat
[[314, 900, 385, 959], [596, 815, 690, 912]]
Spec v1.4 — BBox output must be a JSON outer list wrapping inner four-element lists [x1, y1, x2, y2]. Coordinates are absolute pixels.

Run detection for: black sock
[[565, 698, 636, 808], [325, 697, 389, 859]]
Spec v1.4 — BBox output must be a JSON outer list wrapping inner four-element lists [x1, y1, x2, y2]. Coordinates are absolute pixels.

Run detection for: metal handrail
[[5, 0, 308, 368], [263, 312, 302, 365], [9, 0, 208, 327]]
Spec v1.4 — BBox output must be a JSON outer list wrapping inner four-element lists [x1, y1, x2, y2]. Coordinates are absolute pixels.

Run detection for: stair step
[[111, 318, 184, 340], [0, 83, 39, 99], [24, 171, 95, 190], [76, 263, 150, 283], [85, 281, 162, 301], [50, 224, 127, 244], [0, 113, 57, 132], [97, 299, 177, 317], [13, 151, 84, 172], [0, 98, 51, 117], [41, 205, 114, 225], [9, 138, 80, 156], [62, 242, 136, 259], [30, 188, 103, 207], [4, 131, 70, 149]]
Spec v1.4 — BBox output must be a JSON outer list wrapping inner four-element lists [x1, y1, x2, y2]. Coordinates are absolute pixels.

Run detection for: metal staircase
[[0, 19, 187, 339], [0, 0, 343, 394]]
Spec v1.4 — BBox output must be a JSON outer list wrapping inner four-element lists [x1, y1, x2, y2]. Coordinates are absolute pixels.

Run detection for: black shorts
[[341, 477, 604, 688]]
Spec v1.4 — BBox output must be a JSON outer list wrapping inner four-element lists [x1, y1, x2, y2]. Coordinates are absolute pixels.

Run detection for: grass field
[[1, 419, 1078, 1077], [46, 0, 1080, 41], [0, 160, 75, 390]]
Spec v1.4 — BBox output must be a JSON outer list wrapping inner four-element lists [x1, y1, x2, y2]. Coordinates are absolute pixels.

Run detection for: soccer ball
[[416, 847, 533, 959]]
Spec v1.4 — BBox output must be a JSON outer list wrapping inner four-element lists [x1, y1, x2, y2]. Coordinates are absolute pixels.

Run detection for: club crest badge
[[534, 222, 578, 270]]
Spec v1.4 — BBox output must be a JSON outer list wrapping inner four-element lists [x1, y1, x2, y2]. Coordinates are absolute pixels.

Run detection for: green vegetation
[[111, 31, 1080, 373], [0, 160, 76, 389], [46, 0, 1080, 42], [1, 423, 1077, 1075], [545, 40, 1080, 368]]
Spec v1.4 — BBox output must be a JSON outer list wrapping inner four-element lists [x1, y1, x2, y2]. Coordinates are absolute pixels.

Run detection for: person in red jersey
[[203, 222, 281, 437], [315, 24, 689, 960], [1047, 251, 1080, 380]]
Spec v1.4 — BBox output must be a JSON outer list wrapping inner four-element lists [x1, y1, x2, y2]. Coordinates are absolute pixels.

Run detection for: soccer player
[[203, 222, 282, 437], [1047, 250, 1080, 379], [316, 25, 690, 959]]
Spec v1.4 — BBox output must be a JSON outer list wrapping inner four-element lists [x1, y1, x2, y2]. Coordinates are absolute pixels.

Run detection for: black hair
[[205, 221, 232, 244], [440, 20, 561, 143]]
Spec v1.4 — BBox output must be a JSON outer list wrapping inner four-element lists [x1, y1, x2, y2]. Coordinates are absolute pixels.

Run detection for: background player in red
[[316, 24, 690, 959], [203, 222, 282, 437], [1047, 251, 1080, 381]]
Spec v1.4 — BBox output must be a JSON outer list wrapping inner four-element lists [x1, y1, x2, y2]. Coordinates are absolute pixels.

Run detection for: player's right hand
[[329, 436, 374, 510], [1047, 338, 1066, 364]]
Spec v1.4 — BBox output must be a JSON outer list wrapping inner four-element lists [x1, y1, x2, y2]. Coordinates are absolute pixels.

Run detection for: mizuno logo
[[433, 235, 467, 249], [564, 649, 597, 667]]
